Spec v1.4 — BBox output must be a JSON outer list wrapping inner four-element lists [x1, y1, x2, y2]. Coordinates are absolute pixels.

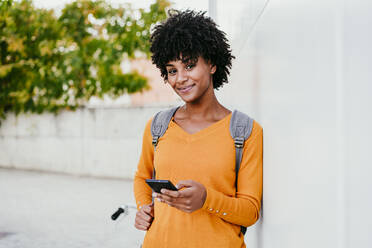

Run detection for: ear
[[210, 65, 216, 74]]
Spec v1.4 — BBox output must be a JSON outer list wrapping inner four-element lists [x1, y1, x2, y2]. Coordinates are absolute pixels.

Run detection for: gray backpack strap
[[150, 106, 179, 179], [230, 110, 254, 235], [151, 107, 179, 147], [230, 110, 254, 186]]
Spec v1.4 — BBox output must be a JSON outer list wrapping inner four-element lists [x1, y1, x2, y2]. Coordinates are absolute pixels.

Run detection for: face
[[165, 56, 216, 103]]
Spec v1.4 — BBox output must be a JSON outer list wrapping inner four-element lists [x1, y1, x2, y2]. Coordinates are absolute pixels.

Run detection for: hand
[[153, 180, 207, 213], [134, 203, 154, 231]]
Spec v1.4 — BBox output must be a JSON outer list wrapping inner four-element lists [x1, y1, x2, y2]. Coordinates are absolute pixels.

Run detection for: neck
[[182, 87, 224, 119]]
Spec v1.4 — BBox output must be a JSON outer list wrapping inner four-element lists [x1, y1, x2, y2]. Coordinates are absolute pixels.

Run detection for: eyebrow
[[165, 57, 198, 67]]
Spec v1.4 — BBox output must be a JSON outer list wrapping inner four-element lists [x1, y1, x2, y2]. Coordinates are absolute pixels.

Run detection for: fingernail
[[152, 192, 157, 198], [156, 198, 161, 202], [160, 189, 165, 194]]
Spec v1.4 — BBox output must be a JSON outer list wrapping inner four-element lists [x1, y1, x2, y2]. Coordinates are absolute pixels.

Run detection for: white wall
[[214, 0, 372, 247], [0, 106, 168, 179]]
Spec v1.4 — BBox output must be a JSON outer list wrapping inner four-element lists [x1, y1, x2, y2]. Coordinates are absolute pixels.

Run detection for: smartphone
[[145, 179, 178, 193]]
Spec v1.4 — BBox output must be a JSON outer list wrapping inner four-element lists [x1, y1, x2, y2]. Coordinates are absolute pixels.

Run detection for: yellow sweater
[[134, 113, 263, 248]]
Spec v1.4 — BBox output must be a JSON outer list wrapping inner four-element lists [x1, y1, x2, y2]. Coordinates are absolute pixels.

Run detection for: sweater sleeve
[[201, 121, 263, 227], [133, 118, 154, 209]]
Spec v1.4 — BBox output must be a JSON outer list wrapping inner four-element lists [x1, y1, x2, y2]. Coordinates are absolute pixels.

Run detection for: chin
[[181, 96, 200, 104], [177, 92, 193, 102]]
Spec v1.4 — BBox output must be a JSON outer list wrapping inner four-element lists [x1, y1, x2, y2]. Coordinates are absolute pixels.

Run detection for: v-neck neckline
[[169, 112, 232, 141]]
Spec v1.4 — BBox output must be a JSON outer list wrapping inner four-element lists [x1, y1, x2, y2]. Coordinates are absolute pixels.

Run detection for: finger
[[154, 193, 174, 204], [162, 187, 193, 199], [159, 189, 181, 198], [165, 201, 193, 213], [135, 214, 153, 228], [157, 189, 194, 203], [136, 217, 152, 227], [137, 211, 152, 222], [176, 180, 194, 189], [137, 208, 154, 220], [149, 204, 154, 217], [135, 222, 150, 231], [134, 223, 146, 231], [156, 191, 190, 204], [142, 205, 153, 215], [161, 197, 190, 208], [153, 192, 176, 203], [135, 218, 150, 230]]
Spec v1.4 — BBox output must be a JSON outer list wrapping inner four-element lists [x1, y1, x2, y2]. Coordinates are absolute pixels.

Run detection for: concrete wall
[[0, 106, 171, 179], [0, 47, 180, 180], [212, 0, 372, 247]]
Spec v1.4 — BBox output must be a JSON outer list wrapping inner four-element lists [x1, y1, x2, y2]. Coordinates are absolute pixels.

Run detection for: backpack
[[150, 106, 254, 235]]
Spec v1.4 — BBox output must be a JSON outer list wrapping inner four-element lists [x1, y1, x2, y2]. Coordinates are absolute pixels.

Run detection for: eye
[[185, 63, 195, 70], [167, 68, 177, 75]]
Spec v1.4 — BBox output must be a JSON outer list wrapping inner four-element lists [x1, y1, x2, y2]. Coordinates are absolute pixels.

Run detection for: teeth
[[179, 85, 192, 90]]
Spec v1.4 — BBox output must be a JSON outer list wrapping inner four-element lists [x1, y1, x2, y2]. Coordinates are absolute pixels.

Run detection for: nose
[[176, 68, 188, 84]]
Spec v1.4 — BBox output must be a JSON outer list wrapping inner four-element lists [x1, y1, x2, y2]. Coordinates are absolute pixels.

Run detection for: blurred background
[[0, 0, 371, 247]]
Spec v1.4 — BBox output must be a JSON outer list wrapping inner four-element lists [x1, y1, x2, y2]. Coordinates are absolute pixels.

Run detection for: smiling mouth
[[177, 84, 195, 94]]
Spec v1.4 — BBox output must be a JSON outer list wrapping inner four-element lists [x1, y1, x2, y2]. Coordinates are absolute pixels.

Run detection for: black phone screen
[[145, 179, 178, 193]]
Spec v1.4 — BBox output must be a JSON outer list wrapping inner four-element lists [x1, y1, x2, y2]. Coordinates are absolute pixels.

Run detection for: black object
[[145, 179, 178, 193], [111, 207, 124, 221]]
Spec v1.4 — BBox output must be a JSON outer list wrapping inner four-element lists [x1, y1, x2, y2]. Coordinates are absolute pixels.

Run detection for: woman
[[133, 10, 263, 248]]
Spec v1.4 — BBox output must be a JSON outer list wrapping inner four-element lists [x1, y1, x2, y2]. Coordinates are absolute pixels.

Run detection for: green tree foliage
[[0, 0, 170, 123]]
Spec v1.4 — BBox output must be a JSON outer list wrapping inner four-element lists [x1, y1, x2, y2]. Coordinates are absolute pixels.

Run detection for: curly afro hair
[[150, 10, 235, 90]]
